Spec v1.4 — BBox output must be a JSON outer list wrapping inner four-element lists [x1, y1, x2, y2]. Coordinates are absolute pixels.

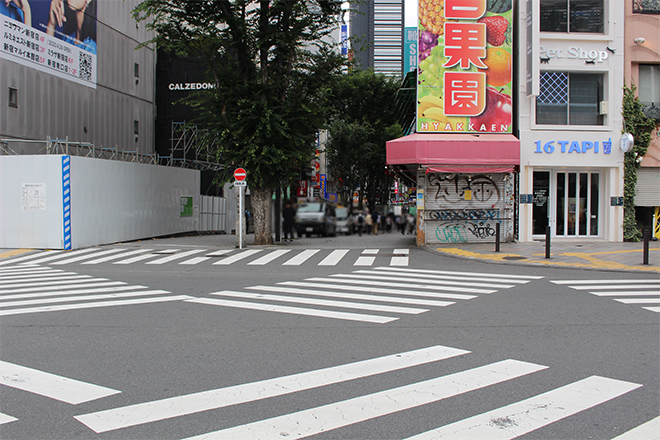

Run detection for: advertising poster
[[1, 0, 98, 88], [417, 0, 512, 133]]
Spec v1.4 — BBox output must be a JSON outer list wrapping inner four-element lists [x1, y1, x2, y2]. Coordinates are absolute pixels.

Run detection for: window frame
[[539, 0, 608, 36], [8, 87, 18, 108]]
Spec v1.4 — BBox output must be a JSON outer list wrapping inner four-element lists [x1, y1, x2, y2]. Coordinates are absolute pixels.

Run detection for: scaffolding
[[160, 122, 224, 172]]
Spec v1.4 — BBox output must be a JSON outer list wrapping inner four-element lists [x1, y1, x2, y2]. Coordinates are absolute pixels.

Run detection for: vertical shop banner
[[403, 27, 418, 75], [1, 0, 98, 88], [417, 0, 512, 133]]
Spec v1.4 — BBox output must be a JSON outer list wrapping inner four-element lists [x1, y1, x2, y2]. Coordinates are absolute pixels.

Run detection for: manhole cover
[[503, 256, 527, 260]]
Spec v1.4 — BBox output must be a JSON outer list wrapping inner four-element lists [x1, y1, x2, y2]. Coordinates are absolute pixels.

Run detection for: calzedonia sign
[[417, 0, 512, 133], [168, 82, 217, 91]]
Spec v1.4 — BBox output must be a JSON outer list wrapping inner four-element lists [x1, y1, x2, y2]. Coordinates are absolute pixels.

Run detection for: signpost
[[234, 168, 247, 249]]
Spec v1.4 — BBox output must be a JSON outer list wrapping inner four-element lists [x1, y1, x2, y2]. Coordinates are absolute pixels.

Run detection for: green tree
[[622, 85, 656, 241], [133, 0, 346, 244], [325, 70, 403, 212]]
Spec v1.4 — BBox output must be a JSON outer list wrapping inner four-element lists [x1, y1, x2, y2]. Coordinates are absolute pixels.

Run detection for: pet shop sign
[[539, 46, 609, 63]]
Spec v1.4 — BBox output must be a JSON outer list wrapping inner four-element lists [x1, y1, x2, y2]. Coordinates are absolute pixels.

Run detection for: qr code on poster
[[79, 51, 93, 81]]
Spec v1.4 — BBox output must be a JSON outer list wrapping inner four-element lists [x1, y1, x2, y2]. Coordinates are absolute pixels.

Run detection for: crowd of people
[[352, 209, 416, 236]]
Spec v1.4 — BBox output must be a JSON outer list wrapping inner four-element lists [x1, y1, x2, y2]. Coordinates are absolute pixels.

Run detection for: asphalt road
[[0, 232, 658, 440]]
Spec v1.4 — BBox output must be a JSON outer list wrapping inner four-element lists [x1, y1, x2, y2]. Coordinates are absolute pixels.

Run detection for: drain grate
[[503, 256, 527, 260]]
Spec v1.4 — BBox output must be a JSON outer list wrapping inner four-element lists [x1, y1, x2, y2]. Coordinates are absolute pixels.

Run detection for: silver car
[[295, 202, 337, 237]]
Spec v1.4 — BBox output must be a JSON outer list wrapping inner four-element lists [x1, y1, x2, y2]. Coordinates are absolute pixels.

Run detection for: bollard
[[545, 226, 551, 259], [643, 229, 650, 265], [495, 222, 500, 252]]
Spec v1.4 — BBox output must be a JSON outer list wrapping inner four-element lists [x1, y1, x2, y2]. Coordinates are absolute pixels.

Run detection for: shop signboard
[[417, 0, 512, 133]]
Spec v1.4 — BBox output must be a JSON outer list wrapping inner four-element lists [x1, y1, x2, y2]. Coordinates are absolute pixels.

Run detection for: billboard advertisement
[[417, 0, 512, 133], [1, 0, 98, 88]]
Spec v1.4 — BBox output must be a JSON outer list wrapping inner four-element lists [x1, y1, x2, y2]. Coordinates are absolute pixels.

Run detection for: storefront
[[387, 133, 520, 246], [518, 132, 624, 242]]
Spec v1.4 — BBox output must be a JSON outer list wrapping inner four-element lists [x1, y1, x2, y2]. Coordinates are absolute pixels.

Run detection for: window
[[540, 0, 604, 33], [633, 0, 660, 14], [134, 120, 139, 135], [8, 87, 17, 108], [536, 72, 604, 125], [639, 64, 660, 108], [134, 63, 139, 78]]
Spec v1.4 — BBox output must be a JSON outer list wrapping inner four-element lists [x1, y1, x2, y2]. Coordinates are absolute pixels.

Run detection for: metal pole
[[545, 226, 551, 259], [643, 229, 650, 265], [239, 185, 243, 250], [495, 222, 500, 252]]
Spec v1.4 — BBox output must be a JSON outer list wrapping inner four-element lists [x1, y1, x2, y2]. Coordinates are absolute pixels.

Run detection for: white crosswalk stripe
[[0, 248, 413, 268], [0, 266, 192, 317], [0, 412, 18, 425], [71, 343, 648, 439], [611, 415, 660, 440], [186, 269, 538, 323], [0, 360, 121, 404], [552, 278, 660, 313]]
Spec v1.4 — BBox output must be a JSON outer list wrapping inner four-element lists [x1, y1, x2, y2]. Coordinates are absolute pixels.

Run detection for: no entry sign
[[234, 168, 246, 181]]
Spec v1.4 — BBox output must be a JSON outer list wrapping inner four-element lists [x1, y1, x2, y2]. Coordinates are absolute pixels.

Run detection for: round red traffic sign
[[234, 168, 247, 181]]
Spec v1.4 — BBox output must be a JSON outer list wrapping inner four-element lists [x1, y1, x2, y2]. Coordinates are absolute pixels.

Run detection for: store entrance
[[532, 170, 601, 237]]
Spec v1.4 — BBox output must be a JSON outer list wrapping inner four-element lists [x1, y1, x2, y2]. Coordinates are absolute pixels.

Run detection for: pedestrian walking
[[282, 200, 296, 242]]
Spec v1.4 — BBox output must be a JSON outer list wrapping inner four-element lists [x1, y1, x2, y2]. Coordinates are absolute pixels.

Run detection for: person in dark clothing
[[282, 201, 296, 242]]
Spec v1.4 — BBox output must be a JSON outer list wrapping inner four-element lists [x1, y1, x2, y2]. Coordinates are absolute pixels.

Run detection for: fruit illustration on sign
[[419, 0, 445, 35], [470, 87, 512, 129], [483, 47, 511, 87], [477, 15, 510, 47]]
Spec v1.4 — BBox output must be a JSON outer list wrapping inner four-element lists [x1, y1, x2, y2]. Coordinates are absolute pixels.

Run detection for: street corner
[[0, 249, 34, 260]]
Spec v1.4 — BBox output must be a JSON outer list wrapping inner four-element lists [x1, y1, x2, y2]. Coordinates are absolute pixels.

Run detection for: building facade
[[517, 0, 627, 242], [1, 0, 156, 157]]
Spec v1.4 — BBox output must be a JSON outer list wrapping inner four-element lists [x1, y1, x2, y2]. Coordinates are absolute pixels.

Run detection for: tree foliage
[[325, 70, 403, 212], [622, 85, 656, 241], [133, 0, 346, 244]]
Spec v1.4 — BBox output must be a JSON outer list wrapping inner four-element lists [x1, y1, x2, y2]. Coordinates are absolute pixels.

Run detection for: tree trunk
[[252, 186, 273, 245]]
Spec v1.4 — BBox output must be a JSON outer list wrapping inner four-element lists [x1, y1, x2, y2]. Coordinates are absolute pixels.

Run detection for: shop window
[[8, 87, 17, 108], [536, 72, 604, 126], [540, 0, 604, 33], [633, 0, 660, 14]]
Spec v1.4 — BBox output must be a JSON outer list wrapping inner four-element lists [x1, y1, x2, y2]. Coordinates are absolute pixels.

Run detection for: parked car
[[295, 202, 337, 237], [335, 207, 353, 235]]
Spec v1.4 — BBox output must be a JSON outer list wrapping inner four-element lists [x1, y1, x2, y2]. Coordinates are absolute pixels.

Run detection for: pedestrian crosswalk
[[186, 268, 544, 324], [0, 266, 193, 317], [68, 344, 649, 439], [551, 278, 660, 313], [0, 247, 412, 268]]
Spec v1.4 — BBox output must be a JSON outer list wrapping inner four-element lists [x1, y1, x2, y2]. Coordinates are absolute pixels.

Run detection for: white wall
[[0, 156, 201, 249]]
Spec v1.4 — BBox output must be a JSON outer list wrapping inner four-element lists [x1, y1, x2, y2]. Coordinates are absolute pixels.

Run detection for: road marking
[[404, 376, 642, 440], [210, 290, 428, 314], [281, 281, 476, 300], [213, 249, 262, 265], [114, 253, 160, 264], [282, 249, 320, 265], [338, 273, 515, 289], [182, 359, 547, 440], [186, 297, 397, 323], [146, 249, 206, 265], [643, 306, 660, 312], [74, 345, 469, 433], [390, 248, 409, 266], [0, 269, 67, 280], [0, 290, 171, 308], [0, 361, 121, 404], [0, 276, 97, 289], [0, 412, 17, 425], [373, 267, 532, 284], [306, 277, 494, 295], [614, 298, 660, 304], [246, 285, 454, 307], [248, 249, 291, 265], [0, 285, 147, 301], [180, 257, 211, 265], [318, 249, 350, 266], [589, 291, 660, 296], [0, 281, 126, 295], [52, 248, 126, 265], [0, 266, 53, 274], [611, 415, 660, 439], [0, 251, 62, 266], [551, 279, 660, 285], [82, 249, 153, 264], [22, 248, 98, 265], [569, 284, 660, 290], [382, 267, 544, 280], [0, 295, 192, 317], [206, 250, 233, 257], [355, 249, 378, 266]]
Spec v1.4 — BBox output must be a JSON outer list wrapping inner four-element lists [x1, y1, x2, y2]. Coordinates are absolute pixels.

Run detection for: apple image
[[470, 87, 512, 132]]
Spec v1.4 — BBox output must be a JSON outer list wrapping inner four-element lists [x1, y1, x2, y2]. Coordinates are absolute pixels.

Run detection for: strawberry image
[[478, 16, 509, 47]]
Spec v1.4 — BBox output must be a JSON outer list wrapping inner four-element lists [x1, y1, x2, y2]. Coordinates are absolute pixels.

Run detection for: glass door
[[533, 170, 600, 237]]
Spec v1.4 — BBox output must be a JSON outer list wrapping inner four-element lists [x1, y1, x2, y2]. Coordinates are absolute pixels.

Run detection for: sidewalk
[[430, 240, 660, 274]]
